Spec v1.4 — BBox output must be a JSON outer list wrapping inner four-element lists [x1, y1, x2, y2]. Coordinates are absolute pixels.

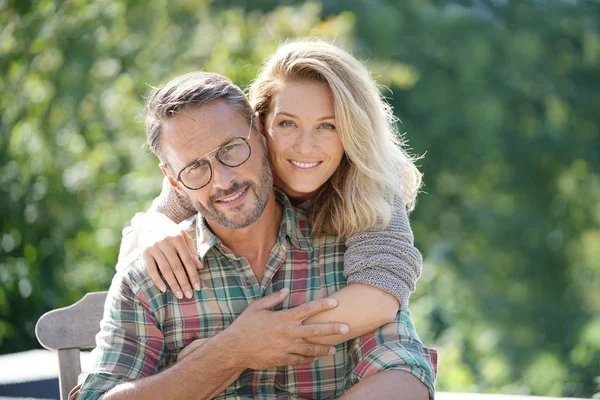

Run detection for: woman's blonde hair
[[249, 40, 422, 237]]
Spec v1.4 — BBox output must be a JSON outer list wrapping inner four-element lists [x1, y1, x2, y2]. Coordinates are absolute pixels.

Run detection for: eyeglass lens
[[180, 137, 250, 189]]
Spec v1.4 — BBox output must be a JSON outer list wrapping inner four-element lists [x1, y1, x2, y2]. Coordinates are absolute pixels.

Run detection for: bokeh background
[[1, 0, 599, 397]]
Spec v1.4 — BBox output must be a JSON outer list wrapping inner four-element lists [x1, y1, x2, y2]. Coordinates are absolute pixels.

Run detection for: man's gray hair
[[145, 71, 253, 161]]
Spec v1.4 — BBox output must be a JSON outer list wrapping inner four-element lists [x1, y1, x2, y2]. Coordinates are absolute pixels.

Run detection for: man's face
[[161, 100, 273, 229]]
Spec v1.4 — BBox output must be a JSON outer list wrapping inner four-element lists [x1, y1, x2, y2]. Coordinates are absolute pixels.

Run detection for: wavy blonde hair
[[249, 40, 422, 237]]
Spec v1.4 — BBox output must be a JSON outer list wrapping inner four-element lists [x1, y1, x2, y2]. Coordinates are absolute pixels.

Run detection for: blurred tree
[[0, 0, 351, 355], [1, 0, 599, 397], [330, 0, 600, 396]]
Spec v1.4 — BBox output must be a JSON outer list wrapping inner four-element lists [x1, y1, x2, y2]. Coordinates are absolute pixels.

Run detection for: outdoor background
[[1, 0, 599, 397]]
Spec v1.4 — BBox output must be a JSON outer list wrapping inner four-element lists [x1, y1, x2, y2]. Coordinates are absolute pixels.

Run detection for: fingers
[[249, 287, 290, 311], [287, 298, 338, 321], [295, 323, 349, 338], [152, 250, 183, 299], [143, 250, 167, 293], [181, 232, 202, 291], [158, 238, 194, 299], [291, 342, 336, 357]]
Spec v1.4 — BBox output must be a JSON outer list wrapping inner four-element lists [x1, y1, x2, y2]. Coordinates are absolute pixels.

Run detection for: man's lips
[[215, 187, 248, 205]]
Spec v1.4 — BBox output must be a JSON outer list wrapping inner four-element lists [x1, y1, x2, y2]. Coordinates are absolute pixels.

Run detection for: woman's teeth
[[291, 160, 320, 169]]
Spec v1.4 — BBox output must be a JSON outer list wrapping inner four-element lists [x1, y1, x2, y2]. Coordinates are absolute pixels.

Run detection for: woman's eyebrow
[[317, 116, 335, 121], [276, 111, 298, 119], [276, 111, 335, 121]]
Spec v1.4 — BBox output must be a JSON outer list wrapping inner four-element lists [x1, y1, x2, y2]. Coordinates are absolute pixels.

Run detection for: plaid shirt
[[77, 190, 437, 399]]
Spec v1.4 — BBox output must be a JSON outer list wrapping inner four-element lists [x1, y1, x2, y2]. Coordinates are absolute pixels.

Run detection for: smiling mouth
[[289, 160, 321, 169], [216, 187, 247, 203]]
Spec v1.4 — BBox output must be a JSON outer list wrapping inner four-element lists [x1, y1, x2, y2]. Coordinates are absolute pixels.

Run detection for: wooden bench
[[35, 292, 587, 400], [35, 291, 107, 400]]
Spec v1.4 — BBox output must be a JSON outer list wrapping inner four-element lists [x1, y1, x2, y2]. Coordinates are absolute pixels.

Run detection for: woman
[[120, 40, 423, 346]]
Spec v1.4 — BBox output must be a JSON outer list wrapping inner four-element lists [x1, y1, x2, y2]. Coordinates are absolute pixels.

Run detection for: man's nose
[[210, 161, 236, 190], [293, 129, 317, 155]]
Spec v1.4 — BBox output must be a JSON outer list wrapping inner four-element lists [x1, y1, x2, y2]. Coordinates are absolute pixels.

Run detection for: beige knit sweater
[[147, 178, 423, 308]]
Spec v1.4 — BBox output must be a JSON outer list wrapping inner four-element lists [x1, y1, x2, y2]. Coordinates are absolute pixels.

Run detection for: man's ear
[[160, 164, 185, 195], [254, 112, 267, 137]]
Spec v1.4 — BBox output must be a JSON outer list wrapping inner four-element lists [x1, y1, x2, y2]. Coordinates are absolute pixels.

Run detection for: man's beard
[[191, 151, 273, 229]]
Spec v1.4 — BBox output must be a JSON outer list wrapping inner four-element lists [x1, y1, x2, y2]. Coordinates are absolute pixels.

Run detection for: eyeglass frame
[[167, 115, 256, 191]]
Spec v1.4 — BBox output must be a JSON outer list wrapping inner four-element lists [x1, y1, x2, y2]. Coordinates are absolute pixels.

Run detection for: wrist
[[203, 329, 248, 372]]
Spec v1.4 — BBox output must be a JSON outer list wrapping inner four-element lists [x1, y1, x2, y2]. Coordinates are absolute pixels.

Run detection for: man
[[74, 72, 436, 399]]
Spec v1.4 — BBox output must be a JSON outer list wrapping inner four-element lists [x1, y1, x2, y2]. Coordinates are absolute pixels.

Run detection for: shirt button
[[244, 280, 252, 288], [259, 376, 271, 383]]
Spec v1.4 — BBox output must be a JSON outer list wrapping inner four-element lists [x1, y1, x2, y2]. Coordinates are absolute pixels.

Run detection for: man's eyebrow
[[183, 135, 237, 164], [276, 111, 335, 121]]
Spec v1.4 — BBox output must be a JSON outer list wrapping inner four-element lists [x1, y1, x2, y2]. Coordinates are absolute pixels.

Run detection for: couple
[[74, 40, 437, 399]]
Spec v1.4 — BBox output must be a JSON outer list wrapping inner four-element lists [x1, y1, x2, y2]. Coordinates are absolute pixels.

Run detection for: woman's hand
[[138, 212, 203, 299]]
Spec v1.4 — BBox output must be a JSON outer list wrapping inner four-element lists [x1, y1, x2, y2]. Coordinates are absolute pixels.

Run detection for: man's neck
[[207, 191, 283, 280]]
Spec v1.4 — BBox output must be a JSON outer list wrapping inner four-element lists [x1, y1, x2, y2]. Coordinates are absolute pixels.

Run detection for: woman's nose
[[293, 129, 316, 154]]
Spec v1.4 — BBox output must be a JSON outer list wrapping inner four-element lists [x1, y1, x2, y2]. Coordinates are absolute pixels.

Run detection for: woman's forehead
[[269, 80, 334, 116]]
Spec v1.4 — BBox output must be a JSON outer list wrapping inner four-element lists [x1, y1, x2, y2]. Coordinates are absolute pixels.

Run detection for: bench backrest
[[35, 291, 107, 399]]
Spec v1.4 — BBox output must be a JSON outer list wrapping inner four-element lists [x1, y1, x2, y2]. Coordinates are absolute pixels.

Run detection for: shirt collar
[[275, 188, 312, 251], [195, 189, 312, 262]]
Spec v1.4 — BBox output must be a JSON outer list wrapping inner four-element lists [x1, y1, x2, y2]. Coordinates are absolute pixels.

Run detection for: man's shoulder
[[113, 250, 159, 296]]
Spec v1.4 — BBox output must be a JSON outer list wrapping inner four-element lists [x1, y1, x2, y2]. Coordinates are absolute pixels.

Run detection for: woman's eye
[[319, 123, 336, 130], [279, 120, 296, 128]]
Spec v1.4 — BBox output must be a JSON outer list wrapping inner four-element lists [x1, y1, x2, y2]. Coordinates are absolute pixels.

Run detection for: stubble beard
[[192, 152, 273, 229]]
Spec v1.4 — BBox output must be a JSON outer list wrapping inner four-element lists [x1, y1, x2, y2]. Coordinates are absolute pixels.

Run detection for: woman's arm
[[149, 176, 196, 224], [119, 178, 196, 260], [118, 177, 199, 297], [303, 198, 423, 345]]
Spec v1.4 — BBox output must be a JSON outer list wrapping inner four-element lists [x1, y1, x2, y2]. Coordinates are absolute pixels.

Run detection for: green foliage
[[1, 0, 599, 397]]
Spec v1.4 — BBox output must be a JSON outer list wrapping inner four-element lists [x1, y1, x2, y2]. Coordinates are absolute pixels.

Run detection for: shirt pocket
[[273, 352, 346, 400], [162, 297, 235, 352]]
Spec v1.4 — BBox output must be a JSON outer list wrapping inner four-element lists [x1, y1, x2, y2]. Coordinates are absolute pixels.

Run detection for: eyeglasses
[[175, 119, 254, 190]]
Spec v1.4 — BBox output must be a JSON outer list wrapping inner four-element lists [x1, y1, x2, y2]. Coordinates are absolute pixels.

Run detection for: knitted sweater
[[147, 178, 423, 308]]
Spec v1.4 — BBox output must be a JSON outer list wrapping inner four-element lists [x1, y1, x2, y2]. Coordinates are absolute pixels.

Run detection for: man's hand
[[219, 287, 349, 370]]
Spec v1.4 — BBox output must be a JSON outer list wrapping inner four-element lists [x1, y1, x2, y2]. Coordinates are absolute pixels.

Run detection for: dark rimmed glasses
[[174, 118, 254, 190]]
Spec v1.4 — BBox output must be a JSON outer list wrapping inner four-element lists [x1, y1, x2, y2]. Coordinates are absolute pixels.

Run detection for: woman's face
[[263, 80, 345, 202]]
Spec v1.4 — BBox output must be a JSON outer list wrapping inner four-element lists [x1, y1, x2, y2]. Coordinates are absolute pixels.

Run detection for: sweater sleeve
[[117, 179, 197, 266], [148, 177, 196, 223], [119, 177, 195, 247], [343, 198, 423, 308]]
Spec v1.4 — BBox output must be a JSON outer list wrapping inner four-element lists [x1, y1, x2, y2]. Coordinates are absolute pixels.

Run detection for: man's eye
[[190, 161, 203, 170]]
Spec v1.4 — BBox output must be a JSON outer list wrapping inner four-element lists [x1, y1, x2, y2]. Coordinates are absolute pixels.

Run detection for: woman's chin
[[276, 184, 320, 203]]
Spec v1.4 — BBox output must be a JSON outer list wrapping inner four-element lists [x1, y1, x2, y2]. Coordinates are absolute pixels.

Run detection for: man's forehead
[[161, 101, 248, 165]]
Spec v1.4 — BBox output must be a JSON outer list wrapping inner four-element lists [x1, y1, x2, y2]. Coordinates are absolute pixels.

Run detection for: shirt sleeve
[[77, 268, 168, 399], [343, 197, 423, 308], [348, 309, 437, 400]]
